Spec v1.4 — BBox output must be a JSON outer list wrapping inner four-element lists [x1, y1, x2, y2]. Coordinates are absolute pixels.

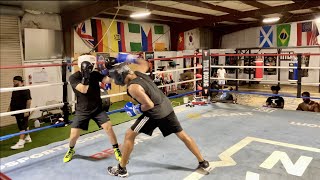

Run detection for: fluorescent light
[[130, 11, 151, 18], [263, 17, 280, 23], [316, 17, 320, 23]]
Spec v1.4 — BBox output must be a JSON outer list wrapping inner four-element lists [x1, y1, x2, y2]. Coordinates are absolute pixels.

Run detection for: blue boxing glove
[[117, 53, 138, 64], [123, 102, 142, 117]]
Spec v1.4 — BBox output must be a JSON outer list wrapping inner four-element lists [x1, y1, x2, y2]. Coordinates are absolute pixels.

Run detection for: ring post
[[297, 53, 302, 98], [62, 60, 69, 124], [202, 49, 210, 97], [235, 50, 239, 91]]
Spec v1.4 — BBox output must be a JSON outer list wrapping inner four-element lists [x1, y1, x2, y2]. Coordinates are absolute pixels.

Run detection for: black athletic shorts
[[15, 114, 29, 131], [71, 110, 110, 130], [131, 111, 183, 137]]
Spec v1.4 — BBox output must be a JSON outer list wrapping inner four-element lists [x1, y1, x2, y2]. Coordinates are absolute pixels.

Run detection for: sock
[[112, 144, 119, 149], [199, 160, 206, 164], [118, 164, 125, 170], [69, 146, 74, 149]]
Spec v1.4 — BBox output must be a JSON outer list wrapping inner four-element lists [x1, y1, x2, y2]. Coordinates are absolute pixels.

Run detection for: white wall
[[20, 12, 64, 119], [220, 20, 320, 86]]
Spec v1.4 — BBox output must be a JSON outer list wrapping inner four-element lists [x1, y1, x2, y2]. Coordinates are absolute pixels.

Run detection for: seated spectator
[[266, 85, 284, 109], [296, 92, 320, 112], [219, 86, 236, 102], [210, 81, 219, 98]]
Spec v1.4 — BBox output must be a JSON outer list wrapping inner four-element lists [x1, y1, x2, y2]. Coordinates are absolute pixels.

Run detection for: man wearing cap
[[8, 76, 32, 150], [63, 54, 122, 163]]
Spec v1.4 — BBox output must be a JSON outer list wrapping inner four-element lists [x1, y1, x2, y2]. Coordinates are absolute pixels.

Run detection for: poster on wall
[[302, 55, 310, 77], [280, 51, 295, 61], [225, 53, 237, 74], [264, 55, 277, 75], [145, 52, 155, 79], [33, 68, 49, 83], [96, 53, 110, 63]]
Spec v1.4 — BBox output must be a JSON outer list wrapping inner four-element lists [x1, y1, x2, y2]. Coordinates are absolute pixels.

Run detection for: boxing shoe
[[197, 160, 211, 172], [11, 139, 25, 150], [24, 135, 32, 143], [107, 164, 129, 178], [63, 148, 75, 163], [113, 147, 122, 162]]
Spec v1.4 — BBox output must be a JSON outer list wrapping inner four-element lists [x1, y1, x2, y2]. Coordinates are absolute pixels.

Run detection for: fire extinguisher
[[28, 74, 32, 85]]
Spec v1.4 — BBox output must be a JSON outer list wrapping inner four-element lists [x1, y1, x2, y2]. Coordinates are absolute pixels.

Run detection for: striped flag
[[297, 21, 319, 46], [109, 21, 126, 52], [141, 27, 152, 51], [75, 22, 94, 49]]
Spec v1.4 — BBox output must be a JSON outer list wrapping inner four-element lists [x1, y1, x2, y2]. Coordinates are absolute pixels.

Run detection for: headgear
[[109, 63, 131, 86], [78, 55, 96, 71]]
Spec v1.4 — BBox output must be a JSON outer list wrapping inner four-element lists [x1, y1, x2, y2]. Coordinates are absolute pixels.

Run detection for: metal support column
[[297, 53, 302, 98], [62, 61, 69, 124]]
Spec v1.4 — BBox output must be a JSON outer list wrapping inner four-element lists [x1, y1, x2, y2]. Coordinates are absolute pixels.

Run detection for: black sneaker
[[107, 164, 129, 178], [198, 160, 211, 172]]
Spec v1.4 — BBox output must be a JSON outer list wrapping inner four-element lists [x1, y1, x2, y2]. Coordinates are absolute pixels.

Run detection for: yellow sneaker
[[63, 148, 75, 163], [113, 148, 122, 162]]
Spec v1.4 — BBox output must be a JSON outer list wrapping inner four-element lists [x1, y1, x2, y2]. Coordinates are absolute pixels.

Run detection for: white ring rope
[[1, 64, 318, 117], [0, 103, 64, 117], [0, 83, 64, 93], [0, 77, 200, 117]]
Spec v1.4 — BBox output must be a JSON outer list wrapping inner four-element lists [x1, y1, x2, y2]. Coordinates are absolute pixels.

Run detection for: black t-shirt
[[10, 89, 32, 111], [69, 71, 104, 115], [266, 96, 284, 108]]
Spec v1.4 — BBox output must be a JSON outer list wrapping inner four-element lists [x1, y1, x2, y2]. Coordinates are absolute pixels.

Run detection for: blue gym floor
[[1, 103, 319, 180]]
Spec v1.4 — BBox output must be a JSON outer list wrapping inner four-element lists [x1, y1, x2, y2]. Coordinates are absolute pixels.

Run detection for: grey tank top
[[127, 71, 173, 119]]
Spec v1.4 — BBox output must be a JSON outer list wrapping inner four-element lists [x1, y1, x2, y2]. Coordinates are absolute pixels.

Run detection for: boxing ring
[[1, 104, 320, 180], [1, 52, 320, 180]]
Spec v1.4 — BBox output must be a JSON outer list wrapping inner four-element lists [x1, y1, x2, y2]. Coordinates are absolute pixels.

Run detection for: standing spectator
[[217, 66, 227, 89], [266, 85, 284, 109], [296, 92, 320, 112], [9, 76, 32, 150]]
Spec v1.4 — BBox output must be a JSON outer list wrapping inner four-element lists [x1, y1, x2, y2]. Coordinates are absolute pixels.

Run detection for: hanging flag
[[75, 22, 94, 49], [130, 42, 142, 52], [154, 25, 164, 34], [109, 21, 126, 52], [184, 28, 200, 50], [155, 43, 165, 51], [141, 27, 153, 51], [259, 25, 274, 48], [277, 24, 291, 47], [297, 21, 319, 46], [128, 23, 140, 33], [177, 32, 184, 50]]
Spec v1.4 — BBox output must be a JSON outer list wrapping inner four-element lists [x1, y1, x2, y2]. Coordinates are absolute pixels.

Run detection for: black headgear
[[109, 63, 131, 86], [271, 85, 280, 91]]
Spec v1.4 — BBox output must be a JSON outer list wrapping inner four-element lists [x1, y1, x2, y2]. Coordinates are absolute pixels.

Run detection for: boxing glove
[[117, 53, 138, 64], [80, 61, 94, 85], [123, 102, 142, 117]]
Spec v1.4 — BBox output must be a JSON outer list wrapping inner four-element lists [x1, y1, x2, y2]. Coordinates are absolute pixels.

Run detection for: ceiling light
[[130, 11, 151, 18], [263, 17, 280, 23], [316, 17, 320, 23]]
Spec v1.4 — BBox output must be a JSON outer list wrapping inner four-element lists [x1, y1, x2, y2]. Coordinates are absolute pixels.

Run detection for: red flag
[[177, 32, 184, 50]]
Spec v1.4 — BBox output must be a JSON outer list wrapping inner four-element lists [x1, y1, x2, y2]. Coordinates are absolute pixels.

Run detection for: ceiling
[[1, 0, 320, 34], [0, 1, 96, 14], [97, 0, 320, 34]]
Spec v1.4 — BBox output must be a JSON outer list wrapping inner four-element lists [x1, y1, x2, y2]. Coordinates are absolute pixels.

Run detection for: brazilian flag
[[277, 24, 291, 47]]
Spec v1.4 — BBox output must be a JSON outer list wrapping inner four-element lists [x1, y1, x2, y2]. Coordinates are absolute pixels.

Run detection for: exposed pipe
[[0, 5, 24, 16]]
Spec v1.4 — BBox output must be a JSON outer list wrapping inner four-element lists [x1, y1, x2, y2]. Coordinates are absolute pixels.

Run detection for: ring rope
[[0, 90, 200, 141], [210, 65, 320, 69], [211, 89, 320, 100], [0, 83, 65, 93], [210, 77, 320, 85]]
